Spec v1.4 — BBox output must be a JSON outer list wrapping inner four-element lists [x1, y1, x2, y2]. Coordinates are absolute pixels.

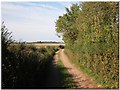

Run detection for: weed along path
[[45, 51, 61, 88], [45, 49, 101, 89], [45, 50, 76, 88], [59, 49, 102, 88]]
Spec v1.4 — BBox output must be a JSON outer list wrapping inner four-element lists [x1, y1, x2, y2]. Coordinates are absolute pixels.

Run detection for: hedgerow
[[56, 2, 118, 88], [1, 22, 57, 88]]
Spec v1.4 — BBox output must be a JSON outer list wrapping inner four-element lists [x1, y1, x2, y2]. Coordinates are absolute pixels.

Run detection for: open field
[[11, 43, 65, 48]]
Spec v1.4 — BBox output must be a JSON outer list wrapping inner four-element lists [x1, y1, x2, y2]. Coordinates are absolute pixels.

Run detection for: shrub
[[1, 23, 58, 89]]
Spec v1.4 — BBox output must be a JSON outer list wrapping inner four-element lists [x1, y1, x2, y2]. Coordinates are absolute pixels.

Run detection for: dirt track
[[45, 49, 102, 88], [59, 49, 102, 88], [45, 51, 61, 88]]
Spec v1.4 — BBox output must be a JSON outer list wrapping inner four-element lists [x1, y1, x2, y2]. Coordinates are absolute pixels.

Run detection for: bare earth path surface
[[59, 49, 102, 88], [45, 51, 62, 88], [45, 49, 101, 88]]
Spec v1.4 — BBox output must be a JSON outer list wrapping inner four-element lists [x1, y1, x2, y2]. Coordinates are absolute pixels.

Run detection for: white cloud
[[35, 4, 60, 10], [1, 2, 65, 42]]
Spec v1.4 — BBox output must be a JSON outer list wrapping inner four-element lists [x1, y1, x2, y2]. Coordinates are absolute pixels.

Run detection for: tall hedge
[[56, 2, 119, 88]]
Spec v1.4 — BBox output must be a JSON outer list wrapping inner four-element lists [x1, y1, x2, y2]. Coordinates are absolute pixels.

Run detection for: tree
[[1, 22, 13, 58], [56, 4, 80, 46]]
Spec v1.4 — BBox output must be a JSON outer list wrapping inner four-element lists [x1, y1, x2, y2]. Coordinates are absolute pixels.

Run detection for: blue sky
[[1, 1, 80, 42]]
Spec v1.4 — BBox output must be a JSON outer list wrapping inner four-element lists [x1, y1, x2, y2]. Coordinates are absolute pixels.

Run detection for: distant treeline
[[14, 41, 64, 44]]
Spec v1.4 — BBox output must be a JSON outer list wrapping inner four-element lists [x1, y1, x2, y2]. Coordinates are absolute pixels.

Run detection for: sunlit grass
[[57, 54, 77, 88]]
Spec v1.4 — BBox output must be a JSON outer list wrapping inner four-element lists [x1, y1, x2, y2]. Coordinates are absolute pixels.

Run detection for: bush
[[1, 23, 58, 89]]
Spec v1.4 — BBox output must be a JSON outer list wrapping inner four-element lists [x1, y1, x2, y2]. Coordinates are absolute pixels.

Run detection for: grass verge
[[64, 49, 112, 88], [57, 52, 77, 88]]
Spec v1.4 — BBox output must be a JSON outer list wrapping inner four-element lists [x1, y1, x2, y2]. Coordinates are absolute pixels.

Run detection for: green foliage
[[2, 43, 57, 89], [56, 4, 80, 45], [56, 2, 119, 88], [1, 23, 57, 88], [1, 22, 13, 58], [57, 58, 77, 88]]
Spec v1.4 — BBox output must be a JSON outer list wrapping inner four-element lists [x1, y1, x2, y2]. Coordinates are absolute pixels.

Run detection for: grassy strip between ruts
[[57, 51, 77, 88]]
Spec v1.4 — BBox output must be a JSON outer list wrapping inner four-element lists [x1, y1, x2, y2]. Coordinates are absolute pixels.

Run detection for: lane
[[45, 51, 61, 88], [59, 49, 102, 88]]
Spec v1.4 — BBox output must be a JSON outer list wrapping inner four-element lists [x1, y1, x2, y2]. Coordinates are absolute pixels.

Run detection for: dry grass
[[12, 43, 65, 48]]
